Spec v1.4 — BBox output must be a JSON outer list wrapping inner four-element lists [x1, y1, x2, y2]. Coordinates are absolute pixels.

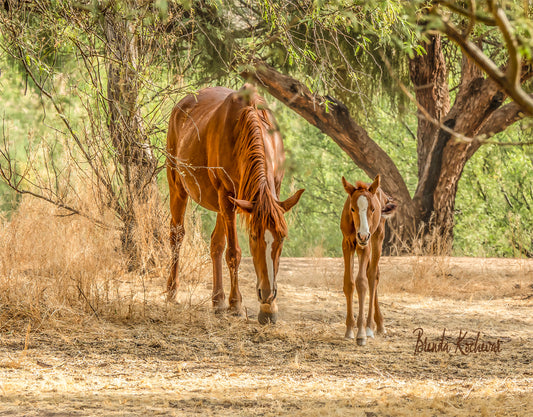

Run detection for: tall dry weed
[[0, 192, 210, 330]]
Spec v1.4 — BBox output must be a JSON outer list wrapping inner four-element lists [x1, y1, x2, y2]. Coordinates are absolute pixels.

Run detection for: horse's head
[[231, 188, 304, 324], [342, 175, 396, 247]]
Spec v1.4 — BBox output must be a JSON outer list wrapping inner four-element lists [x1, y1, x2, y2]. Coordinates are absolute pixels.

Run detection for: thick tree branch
[[242, 61, 411, 205], [478, 98, 530, 138], [440, 15, 533, 116], [436, 0, 497, 26]]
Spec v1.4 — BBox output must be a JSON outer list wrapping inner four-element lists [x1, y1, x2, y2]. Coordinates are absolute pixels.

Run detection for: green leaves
[[456, 126, 533, 258]]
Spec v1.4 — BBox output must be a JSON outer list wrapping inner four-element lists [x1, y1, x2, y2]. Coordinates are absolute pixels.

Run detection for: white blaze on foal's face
[[264, 229, 275, 288], [357, 195, 370, 238]]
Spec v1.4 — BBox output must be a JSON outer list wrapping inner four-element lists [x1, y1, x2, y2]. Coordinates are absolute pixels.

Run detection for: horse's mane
[[355, 181, 369, 190], [233, 99, 287, 236]]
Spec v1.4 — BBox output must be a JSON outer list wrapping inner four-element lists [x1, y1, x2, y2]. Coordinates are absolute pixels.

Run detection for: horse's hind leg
[[167, 177, 188, 302], [373, 268, 386, 335], [210, 214, 227, 312]]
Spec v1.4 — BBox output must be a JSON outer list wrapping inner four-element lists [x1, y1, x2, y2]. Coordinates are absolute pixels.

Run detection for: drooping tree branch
[[241, 61, 412, 205]]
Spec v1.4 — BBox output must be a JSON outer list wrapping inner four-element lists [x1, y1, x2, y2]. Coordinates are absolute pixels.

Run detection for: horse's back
[[167, 87, 233, 157], [166, 85, 285, 211], [166, 87, 236, 210]]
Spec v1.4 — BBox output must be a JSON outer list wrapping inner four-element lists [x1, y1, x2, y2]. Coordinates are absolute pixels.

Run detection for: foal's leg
[[342, 238, 356, 339], [210, 214, 226, 312], [366, 237, 382, 339], [167, 179, 188, 302], [366, 263, 377, 339], [373, 266, 386, 335], [355, 245, 371, 346]]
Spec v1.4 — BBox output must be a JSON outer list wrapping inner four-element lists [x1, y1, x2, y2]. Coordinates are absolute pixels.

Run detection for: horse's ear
[[381, 201, 397, 218], [342, 177, 356, 195], [279, 189, 305, 212], [369, 174, 380, 194], [235, 83, 257, 106], [229, 196, 254, 214]]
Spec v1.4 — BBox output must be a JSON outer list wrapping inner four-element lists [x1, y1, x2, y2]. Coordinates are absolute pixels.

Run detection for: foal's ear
[[381, 201, 397, 218], [342, 176, 356, 195], [369, 174, 381, 194], [229, 196, 254, 214], [279, 189, 305, 212]]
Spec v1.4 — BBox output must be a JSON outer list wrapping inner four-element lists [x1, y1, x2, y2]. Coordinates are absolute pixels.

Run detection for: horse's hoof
[[258, 310, 277, 325], [213, 301, 227, 314], [356, 337, 367, 346], [345, 328, 355, 340], [366, 327, 375, 338], [166, 293, 177, 303], [377, 327, 386, 336], [229, 306, 245, 317]]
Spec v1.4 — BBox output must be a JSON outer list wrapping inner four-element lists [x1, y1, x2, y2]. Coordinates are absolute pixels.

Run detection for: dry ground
[[1, 256, 532, 416]]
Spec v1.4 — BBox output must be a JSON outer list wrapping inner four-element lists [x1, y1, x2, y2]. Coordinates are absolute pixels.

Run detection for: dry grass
[[0, 196, 210, 330], [0, 198, 532, 416]]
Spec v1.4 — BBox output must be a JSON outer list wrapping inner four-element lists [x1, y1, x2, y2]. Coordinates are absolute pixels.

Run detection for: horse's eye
[[371, 208, 375, 213], [250, 234, 257, 241], [350, 207, 355, 212]]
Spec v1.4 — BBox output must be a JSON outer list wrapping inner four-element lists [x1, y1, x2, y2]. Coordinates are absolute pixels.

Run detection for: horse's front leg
[[365, 232, 383, 339], [210, 214, 227, 312], [219, 194, 243, 315], [342, 238, 356, 339], [370, 224, 386, 335], [225, 216, 243, 314], [167, 176, 188, 302], [366, 261, 378, 340], [355, 245, 371, 346]]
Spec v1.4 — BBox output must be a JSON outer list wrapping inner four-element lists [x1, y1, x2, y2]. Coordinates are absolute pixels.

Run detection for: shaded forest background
[[0, 0, 532, 260]]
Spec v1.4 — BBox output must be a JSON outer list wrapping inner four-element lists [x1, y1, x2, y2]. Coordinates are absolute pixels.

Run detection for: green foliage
[[456, 122, 533, 258], [249, 0, 418, 115]]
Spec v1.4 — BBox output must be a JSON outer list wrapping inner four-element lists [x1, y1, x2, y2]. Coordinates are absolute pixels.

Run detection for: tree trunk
[[411, 41, 505, 252], [102, 3, 158, 260]]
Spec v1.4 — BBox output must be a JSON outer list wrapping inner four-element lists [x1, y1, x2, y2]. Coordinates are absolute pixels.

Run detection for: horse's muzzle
[[357, 232, 370, 247], [257, 288, 277, 304]]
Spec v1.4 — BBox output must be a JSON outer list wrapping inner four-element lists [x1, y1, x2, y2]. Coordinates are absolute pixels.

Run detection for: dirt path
[[1, 257, 532, 416]]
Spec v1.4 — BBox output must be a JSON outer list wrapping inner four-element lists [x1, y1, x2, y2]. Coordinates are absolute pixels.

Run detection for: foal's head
[[342, 175, 395, 247], [231, 188, 304, 324]]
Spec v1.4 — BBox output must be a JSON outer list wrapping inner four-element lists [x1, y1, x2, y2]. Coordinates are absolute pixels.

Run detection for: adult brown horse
[[166, 84, 304, 324], [340, 175, 397, 345]]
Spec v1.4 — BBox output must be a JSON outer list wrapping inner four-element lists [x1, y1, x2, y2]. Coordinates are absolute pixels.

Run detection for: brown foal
[[340, 175, 397, 345]]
